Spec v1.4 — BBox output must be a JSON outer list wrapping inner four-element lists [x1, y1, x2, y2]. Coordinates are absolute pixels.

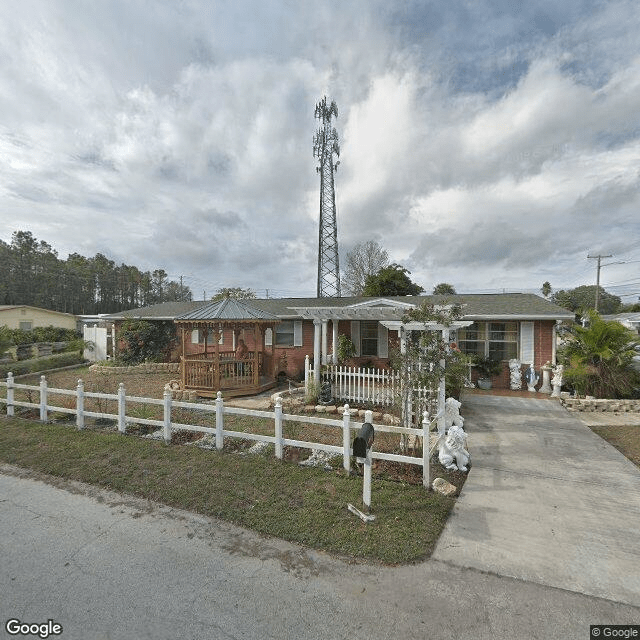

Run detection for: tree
[[342, 240, 389, 296], [211, 287, 256, 302], [541, 281, 552, 298], [362, 264, 424, 297], [552, 285, 621, 315], [560, 311, 640, 398], [433, 283, 456, 295], [118, 320, 175, 364]]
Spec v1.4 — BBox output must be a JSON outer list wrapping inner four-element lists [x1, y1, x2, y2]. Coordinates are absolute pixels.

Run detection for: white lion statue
[[438, 425, 470, 472], [442, 397, 464, 435]]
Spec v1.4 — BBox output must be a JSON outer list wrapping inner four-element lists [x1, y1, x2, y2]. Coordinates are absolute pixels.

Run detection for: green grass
[[0, 416, 460, 564]]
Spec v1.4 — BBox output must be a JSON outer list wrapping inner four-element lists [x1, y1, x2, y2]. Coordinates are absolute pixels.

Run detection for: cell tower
[[313, 96, 341, 297]]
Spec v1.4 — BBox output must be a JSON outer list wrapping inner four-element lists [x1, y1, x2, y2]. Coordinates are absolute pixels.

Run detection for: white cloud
[[1, 0, 639, 301]]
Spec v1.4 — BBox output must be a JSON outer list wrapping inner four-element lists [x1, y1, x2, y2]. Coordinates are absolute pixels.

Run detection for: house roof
[[106, 293, 573, 322], [0, 305, 77, 319], [175, 297, 278, 323]]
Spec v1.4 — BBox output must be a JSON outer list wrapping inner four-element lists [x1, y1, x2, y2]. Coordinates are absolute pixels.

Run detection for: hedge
[[0, 352, 87, 379]]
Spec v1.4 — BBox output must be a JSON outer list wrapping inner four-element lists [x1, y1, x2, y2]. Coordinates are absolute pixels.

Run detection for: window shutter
[[265, 328, 272, 346], [520, 321, 534, 365], [293, 321, 303, 347], [377, 323, 388, 358], [191, 329, 199, 344], [351, 321, 361, 356]]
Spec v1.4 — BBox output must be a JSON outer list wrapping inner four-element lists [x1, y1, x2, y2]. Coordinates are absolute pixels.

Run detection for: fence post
[[118, 383, 126, 433], [39, 375, 47, 422], [274, 396, 283, 459], [215, 391, 224, 450], [76, 379, 84, 430], [6, 372, 14, 417], [163, 389, 172, 444], [342, 404, 351, 473], [363, 447, 372, 512], [304, 355, 310, 393], [422, 410, 431, 490]]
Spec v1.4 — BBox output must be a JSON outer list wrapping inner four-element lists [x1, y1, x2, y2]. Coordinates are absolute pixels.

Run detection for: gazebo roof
[[174, 297, 279, 323]]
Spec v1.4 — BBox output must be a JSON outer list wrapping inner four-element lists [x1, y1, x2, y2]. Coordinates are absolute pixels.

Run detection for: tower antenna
[[313, 96, 341, 297]]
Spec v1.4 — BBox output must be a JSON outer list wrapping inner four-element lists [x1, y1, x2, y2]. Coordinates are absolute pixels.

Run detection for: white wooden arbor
[[290, 298, 416, 379]]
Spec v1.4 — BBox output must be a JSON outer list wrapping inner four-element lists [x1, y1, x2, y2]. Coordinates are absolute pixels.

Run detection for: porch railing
[[182, 351, 264, 391]]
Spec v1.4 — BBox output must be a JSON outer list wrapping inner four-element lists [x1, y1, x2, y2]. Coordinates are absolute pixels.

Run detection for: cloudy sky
[[1, 0, 639, 302]]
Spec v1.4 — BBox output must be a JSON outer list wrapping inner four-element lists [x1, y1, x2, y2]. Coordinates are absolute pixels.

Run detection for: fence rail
[[0, 373, 436, 488]]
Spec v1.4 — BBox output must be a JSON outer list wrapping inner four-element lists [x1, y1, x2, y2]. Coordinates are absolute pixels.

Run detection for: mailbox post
[[348, 419, 375, 523]]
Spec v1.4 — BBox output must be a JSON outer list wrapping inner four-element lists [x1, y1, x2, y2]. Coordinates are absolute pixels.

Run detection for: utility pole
[[587, 254, 612, 312], [313, 96, 341, 298]]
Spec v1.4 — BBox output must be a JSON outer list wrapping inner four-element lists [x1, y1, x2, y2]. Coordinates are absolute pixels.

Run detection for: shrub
[[118, 320, 174, 365], [560, 311, 640, 398], [0, 352, 86, 378]]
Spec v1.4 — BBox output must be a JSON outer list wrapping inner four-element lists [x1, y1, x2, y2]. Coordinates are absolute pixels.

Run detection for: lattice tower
[[313, 96, 341, 297]]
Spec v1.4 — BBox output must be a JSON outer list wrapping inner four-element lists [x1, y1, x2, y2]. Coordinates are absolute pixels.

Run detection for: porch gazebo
[[175, 298, 280, 398]]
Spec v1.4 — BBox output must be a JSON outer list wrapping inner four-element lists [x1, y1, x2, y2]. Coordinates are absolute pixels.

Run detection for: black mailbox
[[352, 422, 374, 458]]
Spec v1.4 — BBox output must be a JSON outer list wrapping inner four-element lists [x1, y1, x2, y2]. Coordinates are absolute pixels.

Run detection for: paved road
[[434, 394, 640, 607], [1, 464, 638, 640]]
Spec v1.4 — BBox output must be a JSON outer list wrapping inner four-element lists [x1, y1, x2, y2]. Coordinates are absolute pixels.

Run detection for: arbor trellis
[[313, 96, 341, 298]]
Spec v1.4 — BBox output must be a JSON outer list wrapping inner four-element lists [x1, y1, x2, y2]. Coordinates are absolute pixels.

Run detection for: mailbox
[[352, 422, 374, 458]]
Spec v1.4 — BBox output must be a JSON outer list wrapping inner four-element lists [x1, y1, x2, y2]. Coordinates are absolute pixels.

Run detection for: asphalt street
[[1, 464, 638, 640]]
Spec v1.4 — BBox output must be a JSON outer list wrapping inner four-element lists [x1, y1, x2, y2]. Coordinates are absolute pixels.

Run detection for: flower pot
[[477, 378, 492, 390]]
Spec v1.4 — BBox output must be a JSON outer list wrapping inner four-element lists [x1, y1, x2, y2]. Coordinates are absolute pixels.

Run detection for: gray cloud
[[1, 0, 639, 302]]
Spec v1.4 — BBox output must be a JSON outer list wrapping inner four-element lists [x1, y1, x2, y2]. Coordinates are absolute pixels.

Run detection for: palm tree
[[560, 311, 640, 398]]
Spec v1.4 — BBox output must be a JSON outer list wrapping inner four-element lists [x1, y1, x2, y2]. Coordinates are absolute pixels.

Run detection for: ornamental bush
[[560, 311, 640, 398], [118, 320, 174, 365]]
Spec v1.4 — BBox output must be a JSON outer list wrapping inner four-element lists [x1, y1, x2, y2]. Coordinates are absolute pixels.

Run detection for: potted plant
[[474, 355, 503, 390]]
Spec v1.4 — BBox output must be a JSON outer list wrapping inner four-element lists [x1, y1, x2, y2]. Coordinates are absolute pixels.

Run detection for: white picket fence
[[305, 357, 437, 421], [0, 373, 437, 488]]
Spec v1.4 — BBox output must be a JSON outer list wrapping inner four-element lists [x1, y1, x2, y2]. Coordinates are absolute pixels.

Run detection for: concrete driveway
[[433, 393, 640, 607]]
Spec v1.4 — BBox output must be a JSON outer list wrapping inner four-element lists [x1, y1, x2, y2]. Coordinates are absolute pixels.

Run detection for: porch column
[[321, 319, 328, 365], [399, 326, 407, 355], [332, 319, 339, 364], [313, 320, 321, 384]]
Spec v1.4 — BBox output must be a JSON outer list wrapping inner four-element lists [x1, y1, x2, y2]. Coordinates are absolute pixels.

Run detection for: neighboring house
[[602, 313, 640, 335], [0, 305, 78, 332], [107, 293, 573, 390]]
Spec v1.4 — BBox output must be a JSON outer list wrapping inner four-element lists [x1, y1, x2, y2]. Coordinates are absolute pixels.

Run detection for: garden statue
[[551, 364, 564, 397], [319, 381, 333, 405], [438, 425, 470, 472], [539, 362, 552, 394], [441, 397, 464, 435], [524, 364, 539, 392], [508, 358, 522, 390]]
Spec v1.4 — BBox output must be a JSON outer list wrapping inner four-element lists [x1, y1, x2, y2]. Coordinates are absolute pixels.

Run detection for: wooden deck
[[181, 351, 276, 399]]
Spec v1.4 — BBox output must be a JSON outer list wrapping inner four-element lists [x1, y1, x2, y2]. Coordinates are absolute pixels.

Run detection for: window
[[272, 321, 302, 347], [458, 322, 518, 360], [19, 321, 32, 331], [458, 323, 485, 356], [275, 321, 295, 346], [360, 321, 378, 357], [488, 322, 518, 360]]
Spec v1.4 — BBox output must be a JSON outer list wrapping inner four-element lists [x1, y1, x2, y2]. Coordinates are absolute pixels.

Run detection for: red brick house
[[107, 293, 573, 391]]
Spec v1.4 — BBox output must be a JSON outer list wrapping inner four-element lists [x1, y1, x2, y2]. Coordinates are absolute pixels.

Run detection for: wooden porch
[[181, 350, 276, 398]]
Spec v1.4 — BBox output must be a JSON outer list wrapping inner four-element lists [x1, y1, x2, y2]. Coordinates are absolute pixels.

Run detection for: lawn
[[0, 365, 468, 564], [0, 416, 464, 564]]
